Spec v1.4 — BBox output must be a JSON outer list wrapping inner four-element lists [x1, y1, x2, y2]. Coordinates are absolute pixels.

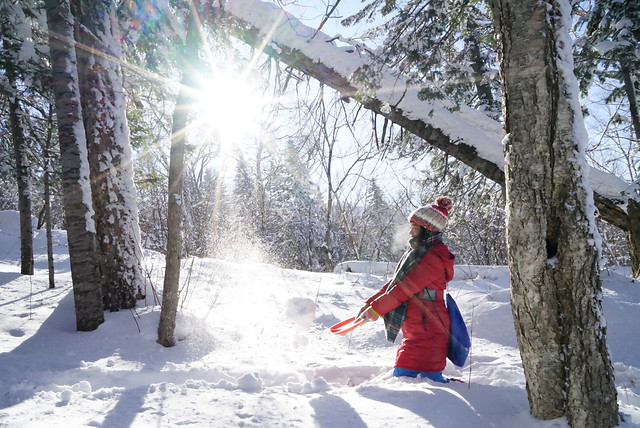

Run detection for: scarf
[[383, 231, 442, 343]]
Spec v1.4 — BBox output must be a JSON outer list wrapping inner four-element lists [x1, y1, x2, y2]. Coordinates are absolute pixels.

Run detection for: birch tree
[[44, 0, 104, 331], [489, 0, 618, 425]]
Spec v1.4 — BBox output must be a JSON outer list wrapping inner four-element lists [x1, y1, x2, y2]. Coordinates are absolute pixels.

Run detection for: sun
[[193, 68, 268, 153]]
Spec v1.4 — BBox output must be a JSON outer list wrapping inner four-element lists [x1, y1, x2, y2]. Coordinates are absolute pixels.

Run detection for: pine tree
[[359, 179, 401, 262], [342, 0, 500, 113], [573, 0, 640, 277], [0, 2, 44, 276], [0, 128, 17, 210], [262, 141, 327, 270], [183, 154, 224, 257], [232, 154, 259, 232], [574, 0, 640, 140]]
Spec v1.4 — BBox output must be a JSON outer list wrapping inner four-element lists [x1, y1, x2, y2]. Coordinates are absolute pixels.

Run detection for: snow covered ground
[[0, 210, 638, 427]]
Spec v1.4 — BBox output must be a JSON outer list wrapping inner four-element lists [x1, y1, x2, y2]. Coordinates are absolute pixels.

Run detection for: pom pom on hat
[[408, 196, 453, 232]]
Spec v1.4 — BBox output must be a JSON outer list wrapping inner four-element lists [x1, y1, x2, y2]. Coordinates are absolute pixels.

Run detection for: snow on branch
[[219, 0, 632, 221]]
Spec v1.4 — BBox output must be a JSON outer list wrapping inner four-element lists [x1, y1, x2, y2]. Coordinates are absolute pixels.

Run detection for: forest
[[1, 0, 638, 426]]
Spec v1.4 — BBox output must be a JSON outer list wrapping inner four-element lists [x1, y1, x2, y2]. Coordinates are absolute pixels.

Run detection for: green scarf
[[383, 231, 442, 342]]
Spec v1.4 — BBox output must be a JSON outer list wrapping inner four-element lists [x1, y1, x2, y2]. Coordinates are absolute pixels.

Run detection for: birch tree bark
[[489, 0, 618, 425], [72, 0, 145, 310], [44, 0, 103, 331]]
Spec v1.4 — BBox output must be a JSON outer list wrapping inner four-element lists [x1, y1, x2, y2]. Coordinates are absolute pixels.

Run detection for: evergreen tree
[[125, 75, 174, 255], [0, 120, 17, 210], [359, 179, 402, 262], [342, 0, 500, 113], [262, 141, 328, 270], [0, 0, 50, 275], [232, 153, 259, 232], [342, 0, 508, 265], [183, 153, 224, 257], [574, 0, 640, 141], [415, 151, 507, 265], [573, 0, 640, 277]]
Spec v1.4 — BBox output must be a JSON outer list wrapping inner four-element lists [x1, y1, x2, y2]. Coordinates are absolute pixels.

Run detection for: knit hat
[[408, 196, 453, 232]]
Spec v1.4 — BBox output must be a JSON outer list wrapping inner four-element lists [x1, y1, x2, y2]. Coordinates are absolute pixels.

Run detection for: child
[[356, 196, 455, 382]]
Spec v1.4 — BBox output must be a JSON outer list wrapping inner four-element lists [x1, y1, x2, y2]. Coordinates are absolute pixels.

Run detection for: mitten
[[356, 304, 379, 323]]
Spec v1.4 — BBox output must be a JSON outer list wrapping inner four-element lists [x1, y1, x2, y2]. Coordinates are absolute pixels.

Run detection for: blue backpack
[[446, 293, 471, 367]]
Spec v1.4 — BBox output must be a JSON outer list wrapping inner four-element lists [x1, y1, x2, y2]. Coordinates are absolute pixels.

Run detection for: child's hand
[[356, 305, 379, 323]]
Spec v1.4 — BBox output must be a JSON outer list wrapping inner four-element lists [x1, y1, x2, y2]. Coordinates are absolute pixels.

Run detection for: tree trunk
[[72, 0, 145, 311], [620, 62, 640, 141], [157, 3, 201, 347], [4, 40, 34, 276], [157, 83, 189, 347], [627, 199, 640, 279], [490, 0, 618, 426], [45, 0, 104, 331], [255, 143, 266, 233], [44, 142, 55, 289], [323, 175, 334, 272]]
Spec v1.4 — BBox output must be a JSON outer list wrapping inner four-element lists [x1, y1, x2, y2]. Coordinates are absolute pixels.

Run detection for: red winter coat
[[367, 242, 455, 373]]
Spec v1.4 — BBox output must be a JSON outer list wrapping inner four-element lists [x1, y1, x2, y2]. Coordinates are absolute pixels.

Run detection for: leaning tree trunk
[[620, 63, 640, 277], [4, 41, 34, 276], [490, 0, 619, 426], [157, 2, 201, 347], [627, 199, 640, 279], [72, 0, 145, 311], [45, 0, 103, 331]]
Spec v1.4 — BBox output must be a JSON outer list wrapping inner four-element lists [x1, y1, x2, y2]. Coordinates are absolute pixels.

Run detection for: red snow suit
[[367, 243, 455, 373]]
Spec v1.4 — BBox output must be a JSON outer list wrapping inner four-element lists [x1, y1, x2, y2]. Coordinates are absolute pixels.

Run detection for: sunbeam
[[192, 67, 268, 154]]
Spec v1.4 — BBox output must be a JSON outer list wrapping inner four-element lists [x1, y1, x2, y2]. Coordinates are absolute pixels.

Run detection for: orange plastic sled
[[330, 317, 365, 335]]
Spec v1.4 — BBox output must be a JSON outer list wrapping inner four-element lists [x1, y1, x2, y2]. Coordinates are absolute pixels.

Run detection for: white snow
[[334, 260, 396, 277], [1, 210, 639, 427]]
